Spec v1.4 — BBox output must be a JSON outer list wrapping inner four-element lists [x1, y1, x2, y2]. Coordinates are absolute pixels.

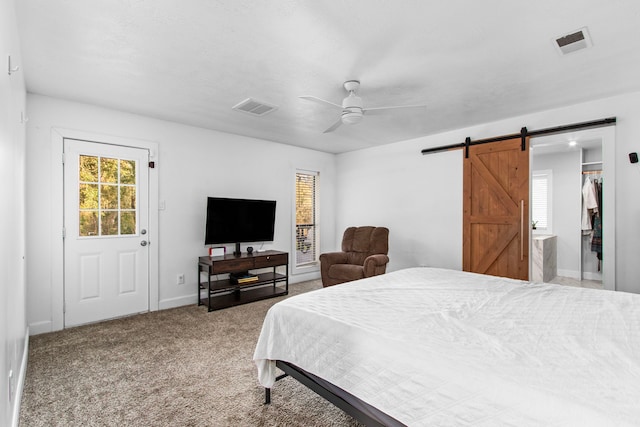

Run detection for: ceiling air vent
[[554, 27, 592, 55], [232, 98, 278, 117]]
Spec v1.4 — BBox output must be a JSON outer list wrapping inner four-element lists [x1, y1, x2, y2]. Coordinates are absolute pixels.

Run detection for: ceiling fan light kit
[[341, 108, 363, 124], [300, 79, 427, 133]]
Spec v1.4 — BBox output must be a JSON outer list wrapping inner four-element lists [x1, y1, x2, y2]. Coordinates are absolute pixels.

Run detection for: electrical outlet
[[177, 273, 185, 285]]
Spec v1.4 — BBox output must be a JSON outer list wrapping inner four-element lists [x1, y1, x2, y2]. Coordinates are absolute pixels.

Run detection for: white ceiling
[[15, 0, 640, 154]]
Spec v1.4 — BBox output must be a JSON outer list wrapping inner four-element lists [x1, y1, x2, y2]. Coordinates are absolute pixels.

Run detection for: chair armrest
[[319, 252, 350, 265], [362, 254, 390, 277], [319, 252, 351, 287]]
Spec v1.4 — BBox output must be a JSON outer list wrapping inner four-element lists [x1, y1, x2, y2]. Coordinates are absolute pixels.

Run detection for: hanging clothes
[[581, 176, 598, 232], [591, 178, 603, 270]]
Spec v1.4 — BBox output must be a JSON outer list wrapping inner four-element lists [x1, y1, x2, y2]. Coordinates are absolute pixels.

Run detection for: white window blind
[[532, 170, 552, 231]]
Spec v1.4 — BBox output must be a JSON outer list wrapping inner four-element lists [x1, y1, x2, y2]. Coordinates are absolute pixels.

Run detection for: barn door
[[463, 137, 529, 280]]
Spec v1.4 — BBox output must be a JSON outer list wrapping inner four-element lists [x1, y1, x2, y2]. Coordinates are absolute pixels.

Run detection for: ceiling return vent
[[554, 27, 593, 55], [232, 98, 278, 116]]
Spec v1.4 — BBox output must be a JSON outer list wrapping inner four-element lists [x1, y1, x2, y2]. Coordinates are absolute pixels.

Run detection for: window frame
[[293, 169, 320, 274], [531, 169, 553, 234], [78, 154, 139, 238]]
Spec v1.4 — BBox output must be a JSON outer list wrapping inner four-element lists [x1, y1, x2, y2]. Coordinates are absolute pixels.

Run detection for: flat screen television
[[205, 197, 276, 254]]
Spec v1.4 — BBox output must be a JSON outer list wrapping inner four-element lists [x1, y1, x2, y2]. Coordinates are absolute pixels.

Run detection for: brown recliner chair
[[320, 226, 389, 287]]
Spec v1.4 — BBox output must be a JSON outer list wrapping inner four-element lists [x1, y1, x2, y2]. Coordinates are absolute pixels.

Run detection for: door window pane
[[100, 184, 118, 209], [100, 157, 119, 183], [79, 211, 98, 237], [80, 155, 98, 182], [79, 184, 98, 209], [101, 211, 119, 235], [120, 159, 136, 184], [121, 211, 136, 235], [120, 186, 136, 209]]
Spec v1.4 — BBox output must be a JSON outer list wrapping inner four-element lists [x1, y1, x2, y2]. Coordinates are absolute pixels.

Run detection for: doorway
[[529, 126, 615, 290], [50, 128, 159, 331]]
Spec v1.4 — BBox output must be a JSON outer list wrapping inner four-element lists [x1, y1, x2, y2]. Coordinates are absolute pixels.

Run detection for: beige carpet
[[20, 280, 362, 426]]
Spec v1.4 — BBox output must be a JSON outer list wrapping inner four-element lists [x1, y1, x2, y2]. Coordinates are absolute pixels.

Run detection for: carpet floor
[[19, 280, 362, 426]]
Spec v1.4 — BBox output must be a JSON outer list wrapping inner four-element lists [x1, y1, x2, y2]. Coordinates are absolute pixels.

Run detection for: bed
[[253, 267, 640, 426]]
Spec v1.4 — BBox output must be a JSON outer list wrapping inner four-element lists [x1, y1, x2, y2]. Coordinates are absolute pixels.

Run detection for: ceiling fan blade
[[300, 96, 343, 110], [323, 117, 343, 133], [364, 104, 428, 114]]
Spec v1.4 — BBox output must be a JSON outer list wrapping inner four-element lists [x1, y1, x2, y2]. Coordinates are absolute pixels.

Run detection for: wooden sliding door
[[463, 137, 529, 280]]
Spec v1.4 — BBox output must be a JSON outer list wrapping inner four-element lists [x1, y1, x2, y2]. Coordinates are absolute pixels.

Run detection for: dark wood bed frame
[[265, 360, 406, 427]]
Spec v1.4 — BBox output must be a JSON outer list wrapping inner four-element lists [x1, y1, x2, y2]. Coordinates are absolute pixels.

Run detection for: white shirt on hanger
[[582, 176, 598, 231]]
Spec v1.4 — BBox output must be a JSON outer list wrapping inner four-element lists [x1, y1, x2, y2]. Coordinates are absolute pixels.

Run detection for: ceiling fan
[[300, 80, 427, 133]]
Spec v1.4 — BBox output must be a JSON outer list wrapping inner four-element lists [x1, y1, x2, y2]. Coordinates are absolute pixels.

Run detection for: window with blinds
[[295, 171, 319, 267], [531, 170, 552, 231]]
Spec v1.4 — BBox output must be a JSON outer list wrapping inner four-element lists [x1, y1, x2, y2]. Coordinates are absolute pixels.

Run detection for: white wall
[[1, 0, 28, 425], [336, 91, 640, 294], [25, 94, 336, 334], [336, 138, 463, 271]]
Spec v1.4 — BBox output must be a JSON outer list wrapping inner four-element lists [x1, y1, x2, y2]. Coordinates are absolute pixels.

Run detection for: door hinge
[[63, 301, 66, 314], [62, 227, 66, 239], [62, 153, 65, 164]]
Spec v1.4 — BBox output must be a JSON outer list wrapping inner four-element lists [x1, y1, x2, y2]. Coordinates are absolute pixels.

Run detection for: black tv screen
[[205, 197, 276, 245]]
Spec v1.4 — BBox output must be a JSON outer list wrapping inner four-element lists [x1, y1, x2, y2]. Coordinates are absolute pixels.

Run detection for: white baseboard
[[158, 294, 198, 310], [289, 271, 321, 283], [583, 271, 603, 281], [557, 269, 580, 279], [12, 327, 29, 427], [28, 320, 53, 335], [556, 269, 602, 281]]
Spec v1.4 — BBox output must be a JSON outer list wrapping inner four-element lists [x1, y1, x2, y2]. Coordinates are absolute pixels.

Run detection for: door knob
[[140, 240, 148, 246]]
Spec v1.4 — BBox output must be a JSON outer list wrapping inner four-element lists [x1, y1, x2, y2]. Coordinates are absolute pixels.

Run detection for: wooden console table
[[198, 250, 288, 311]]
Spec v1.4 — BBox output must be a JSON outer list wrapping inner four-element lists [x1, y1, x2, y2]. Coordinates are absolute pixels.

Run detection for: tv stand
[[198, 250, 288, 311]]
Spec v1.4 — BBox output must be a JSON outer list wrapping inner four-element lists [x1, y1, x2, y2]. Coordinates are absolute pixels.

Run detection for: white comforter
[[253, 268, 640, 426]]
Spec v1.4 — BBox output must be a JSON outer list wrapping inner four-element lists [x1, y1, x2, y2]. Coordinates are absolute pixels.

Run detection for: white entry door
[[64, 138, 150, 327]]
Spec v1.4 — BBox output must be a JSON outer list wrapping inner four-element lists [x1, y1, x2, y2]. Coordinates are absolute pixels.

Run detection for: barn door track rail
[[421, 117, 617, 158]]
